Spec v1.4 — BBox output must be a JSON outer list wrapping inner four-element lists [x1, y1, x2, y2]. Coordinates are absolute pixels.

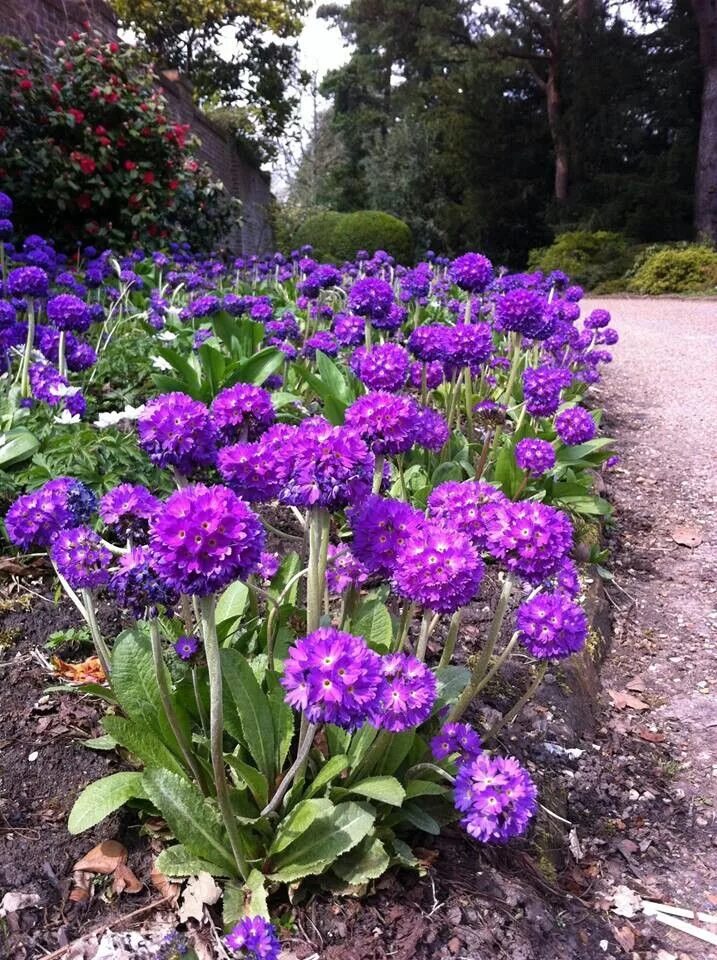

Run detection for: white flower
[[157, 330, 177, 342], [54, 410, 81, 425], [93, 403, 146, 429], [151, 355, 173, 371]]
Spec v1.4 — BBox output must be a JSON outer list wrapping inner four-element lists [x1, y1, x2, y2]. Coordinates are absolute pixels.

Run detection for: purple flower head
[[427, 481, 506, 550], [138, 393, 216, 476], [0, 300, 17, 327], [175, 634, 201, 661], [110, 546, 179, 618], [554, 407, 596, 445], [372, 654, 437, 732], [514, 438, 556, 477], [7, 266, 48, 298], [345, 392, 418, 455], [150, 483, 264, 596], [393, 521, 484, 615], [326, 542, 368, 594], [46, 294, 91, 333], [430, 722, 483, 762], [409, 360, 444, 390], [481, 500, 573, 583], [99, 483, 160, 542], [414, 405, 450, 452], [217, 440, 286, 503], [265, 311, 300, 341], [211, 384, 275, 444], [596, 327, 619, 346], [332, 311, 365, 347], [522, 365, 564, 417], [29, 362, 83, 413], [50, 525, 112, 590], [495, 289, 553, 339], [401, 263, 432, 299], [516, 590, 588, 659], [298, 263, 342, 298], [582, 308, 609, 330], [183, 294, 221, 320], [565, 285, 584, 302], [225, 916, 280, 960], [281, 627, 383, 729], [454, 752, 537, 842], [67, 338, 97, 371], [473, 400, 507, 427], [408, 324, 451, 362], [374, 302, 406, 332], [347, 277, 394, 320], [444, 323, 493, 373], [0, 192, 12, 218], [257, 551, 280, 582], [449, 253, 494, 293], [280, 417, 373, 510], [352, 342, 410, 392], [5, 477, 97, 549], [554, 557, 580, 598], [303, 330, 339, 358], [349, 495, 425, 576]]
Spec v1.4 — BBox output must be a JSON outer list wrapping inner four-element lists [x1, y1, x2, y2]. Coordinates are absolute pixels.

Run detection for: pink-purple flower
[[514, 438, 556, 477], [554, 406, 597, 445], [211, 383, 275, 444], [454, 752, 537, 842], [225, 916, 280, 960], [515, 590, 587, 659], [371, 654, 437, 732], [50, 525, 112, 590], [138, 392, 216, 476]]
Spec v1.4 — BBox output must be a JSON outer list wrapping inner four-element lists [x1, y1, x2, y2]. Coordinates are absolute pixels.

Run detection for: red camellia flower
[[68, 108, 85, 124], [168, 179, 179, 190], [19, 80, 33, 91], [108, 42, 119, 54], [71, 152, 96, 175], [76, 193, 92, 210], [124, 160, 137, 171], [142, 171, 155, 185]]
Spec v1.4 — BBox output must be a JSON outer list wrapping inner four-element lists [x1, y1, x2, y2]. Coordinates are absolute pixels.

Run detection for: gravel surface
[[586, 297, 717, 959]]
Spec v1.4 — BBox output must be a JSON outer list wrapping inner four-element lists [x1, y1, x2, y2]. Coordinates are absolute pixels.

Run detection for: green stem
[[79, 588, 112, 680], [502, 333, 523, 405], [470, 631, 519, 699], [394, 601, 417, 653], [438, 609, 462, 669], [487, 663, 548, 741], [199, 596, 249, 880], [349, 728, 392, 782], [306, 508, 331, 634], [58, 330, 67, 379], [192, 666, 209, 736], [475, 432, 492, 480], [463, 368, 474, 442], [415, 608, 434, 661], [261, 721, 318, 816], [18, 304, 35, 398], [372, 455, 385, 495], [148, 619, 207, 792]]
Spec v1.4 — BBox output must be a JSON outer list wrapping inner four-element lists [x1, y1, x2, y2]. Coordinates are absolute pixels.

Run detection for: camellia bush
[[0, 198, 620, 956], [0, 30, 237, 250]]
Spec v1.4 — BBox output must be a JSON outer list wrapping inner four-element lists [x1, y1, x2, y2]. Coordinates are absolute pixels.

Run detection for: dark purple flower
[[175, 634, 201, 661], [138, 393, 216, 476], [372, 654, 437, 732], [150, 484, 264, 596], [347, 277, 394, 321], [454, 752, 537, 842], [472, 400, 507, 427], [257, 551, 280, 582], [565, 285, 584, 302], [110, 546, 178, 618], [225, 916, 280, 960], [516, 590, 587, 659], [554, 557, 580, 598], [0, 192, 12, 218], [480, 500, 573, 583], [281, 627, 383, 729], [495, 289, 553, 339], [409, 360, 444, 390], [349, 495, 425, 576], [393, 521, 484, 615], [352, 343, 410, 392], [344, 392, 418, 455], [0, 300, 16, 327], [408, 324, 451, 362], [46, 294, 91, 333], [444, 323, 493, 372], [303, 330, 339, 358], [427, 481, 506, 550], [218, 441, 284, 502], [99, 483, 160, 542], [298, 263, 342, 298], [29, 362, 83, 413], [514, 438, 556, 477], [325, 543, 368, 594], [522, 366, 564, 417], [595, 327, 619, 346], [554, 407, 596, 445], [5, 477, 97, 548], [430, 722, 483, 762], [449, 253, 494, 293], [413, 406, 450, 452], [7, 266, 48, 298], [50, 525, 112, 590], [332, 312, 365, 347], [183, 294, 220, 320], [211, 384, 275, 444]]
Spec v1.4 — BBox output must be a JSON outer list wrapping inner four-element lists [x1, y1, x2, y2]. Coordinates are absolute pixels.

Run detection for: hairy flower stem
[[198, 596, 249, 880], [78, 588, 112, 679], [394, 602, 417, 653], [57, 331, 67, 379], [372, 456, 385, 495], [502, 333, 524, 405], [148, 619, 207, 793], [180, 594, 194, 635], [438, 609, 463, 669], [18, 303, 35, 399], [415, 608, 435, 661], [192, 667, 209, 737], [487, 662, 548, 742], [474, 432, 492, 480], [306, 508, 331, 634], [261, 721, 318, 816], [463, 369, 474, 442], [448, 576, 514, 722]]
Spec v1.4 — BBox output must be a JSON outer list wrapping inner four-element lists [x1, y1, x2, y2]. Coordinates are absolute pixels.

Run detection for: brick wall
[[0, 0, 273, 253]]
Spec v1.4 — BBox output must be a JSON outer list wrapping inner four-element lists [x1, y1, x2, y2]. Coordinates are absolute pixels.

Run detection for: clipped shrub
[[528, 230, 634, 290], [627, 244, 717, 295], [0, 30, 237, 250], [294, 210, 344, 260], [330, 210, 414, 264]]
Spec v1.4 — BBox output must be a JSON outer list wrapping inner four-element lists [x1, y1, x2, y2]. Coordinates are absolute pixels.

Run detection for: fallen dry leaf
[[69, 871, 92, 903], [708, 893, 717, 906], [74, 840, 127, 875], [670, 524, 703, 548], [0, 892, 41, 917], [612, 884, 642, 918], [52, 655, 106, 684], [637, 727, 666, 743], [150, 862, 180, 903], [178, 871, 222, 923], [608, 688, 650, 711], [626, 675, 646, 692], [112, 862, 143, 895], [614, 924, 636, 952]]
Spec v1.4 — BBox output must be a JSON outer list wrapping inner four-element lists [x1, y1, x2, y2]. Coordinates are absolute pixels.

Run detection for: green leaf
[[101, 715, 187, 778], [333, 836, 390, 884], [269, 801, 376, 882], [305, 755, 349, 799], [155, 844, 231, 878], [215, 580, 249, 628], [405, 780, 450, 799], [434, 665, 471, 708], [402, 802, 441, 835], [269, 798, 334, 856], [68, 772, 145, 834], [390, 837, 419, 868], [494, 444, 521, 497], [266, 674, 295, 770], [232, 348, 285, 387], [557, 494, 612, 516], [316, 350, 351, 403], [81, 734, 118, 751], [244, 868, 270, 919], [44, 682, 118, 703], [351, 598, 393, 651], [374, 731, 415, 776], [0, 427, 40, 468], [198, 342, 226, 396], [141, 768, 236, 875], [220, 649, 275, 781], [337, 776, 405, 807], [347, 724, 378, 767], [226, 755, 268, 809]]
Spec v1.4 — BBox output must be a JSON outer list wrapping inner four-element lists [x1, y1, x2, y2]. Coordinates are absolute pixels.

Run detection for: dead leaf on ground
[[112, 862, 143, 895], [74, 840, 127, 875], [616, 839, 639, 861], [626, 675, 646, 692], [614, 924, 636, 952], [52, 655, 106, 684], [670, 524, 703, 548], [150, 863, 180, 903], [612, 884, 642, 918], [0, 892, 41, 917], [608, 688, 650, 711], [637, 727, 666, 743], [178, 871, 222, 923]]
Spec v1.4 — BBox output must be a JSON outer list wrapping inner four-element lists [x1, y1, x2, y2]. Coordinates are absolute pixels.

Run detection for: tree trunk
[[692, 0, 717, 241], [546, 50, 569, 203]]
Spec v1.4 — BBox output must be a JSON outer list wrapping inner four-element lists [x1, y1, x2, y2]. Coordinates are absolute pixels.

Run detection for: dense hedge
[[528, 230, 635, 290], [295, 209, 414, 263], [627, 244, 717, 294]]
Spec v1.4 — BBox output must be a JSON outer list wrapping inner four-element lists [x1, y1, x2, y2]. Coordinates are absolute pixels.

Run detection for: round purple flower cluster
[[431, 722, 483, 762], [110, 547, 178, 618], [454, 753, 537, 842], [393, 520, 484, 614], [351, 343, 410, 392], [281, 627, 383, 729], [7, 265, 49, 297], [449, 253, 494, 293], [554, 557, 580, 598], [210, 383, 275, 444], [414, 406, 450, 451], [427, 481, 506, 550], [5, 477, 97, 548], [325, 543, 368, 594], [495, 289, 553, 339], [99, 483, 160, 542], [298, 263, 342, 298], [481, 500, 573, 583], [516, 590, 588, 659], [514, 438, 556, 476], [409, 360, 444, 390], [138, 392, 216, 476], [371, 654, 437, 732], [150, 483, 264, 596], [217, 441, 284, 502], [584, 308, 610, 329], [349, 495, 425, 576], [225, 916, 280, 960], [347, 277, 394, 321], [46, 294, 91, 333], [257, 551, 280, 582], [29, 362, 86, 415], [522, 365, 565, 417], [332, 312, 365, 347], [344, 392, 418, 455], [50, 525, 112, 590], [554, 406, 596, 445]]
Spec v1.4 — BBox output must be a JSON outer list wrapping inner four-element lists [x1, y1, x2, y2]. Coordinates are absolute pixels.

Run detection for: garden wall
[[1, 0, 274, 254]]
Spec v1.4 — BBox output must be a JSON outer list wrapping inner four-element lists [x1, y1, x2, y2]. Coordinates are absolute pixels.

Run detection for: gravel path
[[586, 297, 717, 958]]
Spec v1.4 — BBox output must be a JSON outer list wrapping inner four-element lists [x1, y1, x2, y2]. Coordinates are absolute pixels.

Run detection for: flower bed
[[0, 195, 620, 957]]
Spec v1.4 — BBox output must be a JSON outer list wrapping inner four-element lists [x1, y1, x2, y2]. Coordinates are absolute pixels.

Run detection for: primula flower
[[444, 322, 493, 373], [110, 546, 178, 618], [150, 483, 264, 596], [5, 477, 96, 548], [175, 634, 201, 661], [428, 481, 506, 550], [522, 366, 565, 417], [408, 324, 451, 362], [480, 500, 573, 583], [99, 483, 160, 542], [514, 438, 556, 477], [454, 752, 537, 842], [0, 192, 12, 218], [50, 525, 112, 590], [303, 330, 339, 358], [347, 277, 394, 320], [431, 722, 483, 762], [413, 406, 450, 452], [281, 627, 383, 729], [225, 916, 280, 960], [349, 495, 425, 576], [46, 293, 91, 332], [7, 266, 48, 297], [372, 654, 437, 732], [344, 392, 418, 455], [516, 590, 588, 659], [449, 252, 494, 292], [554, 406, 596, 445], [393, 520, 484, 615], [409, 360, 444, 390], [325, 543, 369, 594], [137, 392, 216, 476], [351, 342, 410, 392], [211, 383, 275, 444], [584, 308, 610, 330], [554, 556, 580, 598], [332, 311, 365, 347], [495, 289, 553, 340], [257, 551, 280, 582], [218, 439, 286, 502]]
